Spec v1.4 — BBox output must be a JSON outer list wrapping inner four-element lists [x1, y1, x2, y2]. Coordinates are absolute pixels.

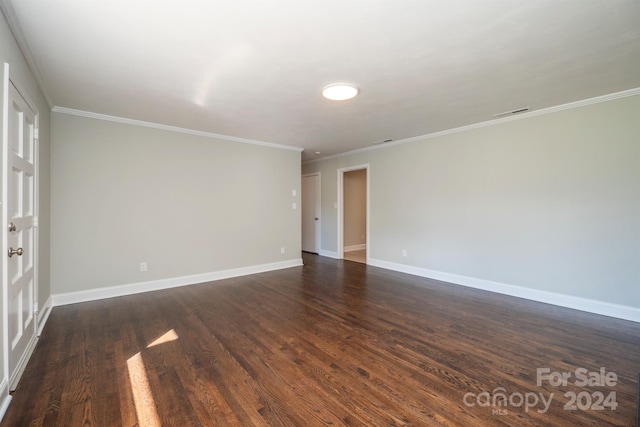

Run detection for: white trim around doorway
[[337, 164, 370, 263]]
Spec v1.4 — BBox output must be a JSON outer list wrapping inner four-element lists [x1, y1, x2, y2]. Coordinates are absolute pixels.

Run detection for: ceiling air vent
[[493, 107, 529, 118], [373, 138, 394, 145]]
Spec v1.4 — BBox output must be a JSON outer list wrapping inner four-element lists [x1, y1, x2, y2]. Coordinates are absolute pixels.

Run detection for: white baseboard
[[344, 244, 366, 252], [0, 380, 11, 422], [319, 250, 339, 259], [9, 335, 38, 391], [37, 296, 53, 336], [52, 259, 303, 307], [368, 258, 640, 323]]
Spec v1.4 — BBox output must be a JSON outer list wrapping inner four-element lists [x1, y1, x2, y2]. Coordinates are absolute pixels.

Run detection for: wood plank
[[2, 253, 639, 426]]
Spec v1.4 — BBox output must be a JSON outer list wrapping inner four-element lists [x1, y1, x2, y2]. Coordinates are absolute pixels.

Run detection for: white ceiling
[[3, 1, 640, 161]]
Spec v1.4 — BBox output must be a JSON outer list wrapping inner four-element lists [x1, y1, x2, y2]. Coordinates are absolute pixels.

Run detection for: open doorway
[[338, 165, 369, 264]]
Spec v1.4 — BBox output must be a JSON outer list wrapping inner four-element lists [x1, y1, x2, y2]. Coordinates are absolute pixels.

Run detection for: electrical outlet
[[402, 249, 407, 257], [280, 247, 285, 254], [140, 262, 148, 272]]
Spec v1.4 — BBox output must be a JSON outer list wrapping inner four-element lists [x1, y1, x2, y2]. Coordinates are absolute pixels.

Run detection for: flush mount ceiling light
[[322, 83, 359, 101]]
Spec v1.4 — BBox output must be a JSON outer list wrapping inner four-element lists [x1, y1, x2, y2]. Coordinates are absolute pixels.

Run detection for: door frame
[[1, 63, 40, 392], [301, 172, 321, 254], [0, 61, 8, 418], [337, 164, 369, 262]]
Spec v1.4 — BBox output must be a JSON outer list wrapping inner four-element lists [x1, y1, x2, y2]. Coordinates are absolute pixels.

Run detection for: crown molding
[[0, 0, 53, 108], [51, 106, 304, 152], [304, 86, 640, 165]]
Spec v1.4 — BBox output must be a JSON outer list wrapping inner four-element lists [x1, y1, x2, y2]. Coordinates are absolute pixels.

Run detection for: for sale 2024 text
[[537, 367, 618, 411]]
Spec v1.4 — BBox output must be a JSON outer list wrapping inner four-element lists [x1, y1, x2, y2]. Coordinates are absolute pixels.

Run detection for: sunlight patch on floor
[[127, 352, 161, 427], [146, 329, 179, 348]]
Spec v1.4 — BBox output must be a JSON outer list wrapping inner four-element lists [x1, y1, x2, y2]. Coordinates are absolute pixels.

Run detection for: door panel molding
[[2, 63, 39, 392]]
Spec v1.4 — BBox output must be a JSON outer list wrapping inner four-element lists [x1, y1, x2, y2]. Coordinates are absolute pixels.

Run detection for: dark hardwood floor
[[3, 253, 639, 426]]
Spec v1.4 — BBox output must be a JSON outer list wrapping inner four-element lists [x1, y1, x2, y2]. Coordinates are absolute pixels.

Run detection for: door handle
[[8, 223, 16, 232], [8, 247, 23, 257], [315, 218, 319, 220]]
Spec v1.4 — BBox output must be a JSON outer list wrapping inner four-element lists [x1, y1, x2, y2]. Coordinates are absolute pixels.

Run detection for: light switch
[[292, 202, 297, 209], [292, 189, 297, 197]]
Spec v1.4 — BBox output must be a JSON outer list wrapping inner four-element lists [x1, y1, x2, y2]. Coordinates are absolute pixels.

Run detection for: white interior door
[[4, 79, 38, 389], [301, 174, 320, 253]]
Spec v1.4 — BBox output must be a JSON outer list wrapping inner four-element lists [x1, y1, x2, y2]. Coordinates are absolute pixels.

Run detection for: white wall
[[343, 169, 366, 248], [1, 6, 51, 411], [303, 93, 640, 316], [51, 112, 301, 295]]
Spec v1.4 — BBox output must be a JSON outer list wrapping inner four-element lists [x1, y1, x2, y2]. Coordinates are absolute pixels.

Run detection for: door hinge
[[33, 216, 39, 227], [34, 128, 39, 140], [34, 303, 39, 315]]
